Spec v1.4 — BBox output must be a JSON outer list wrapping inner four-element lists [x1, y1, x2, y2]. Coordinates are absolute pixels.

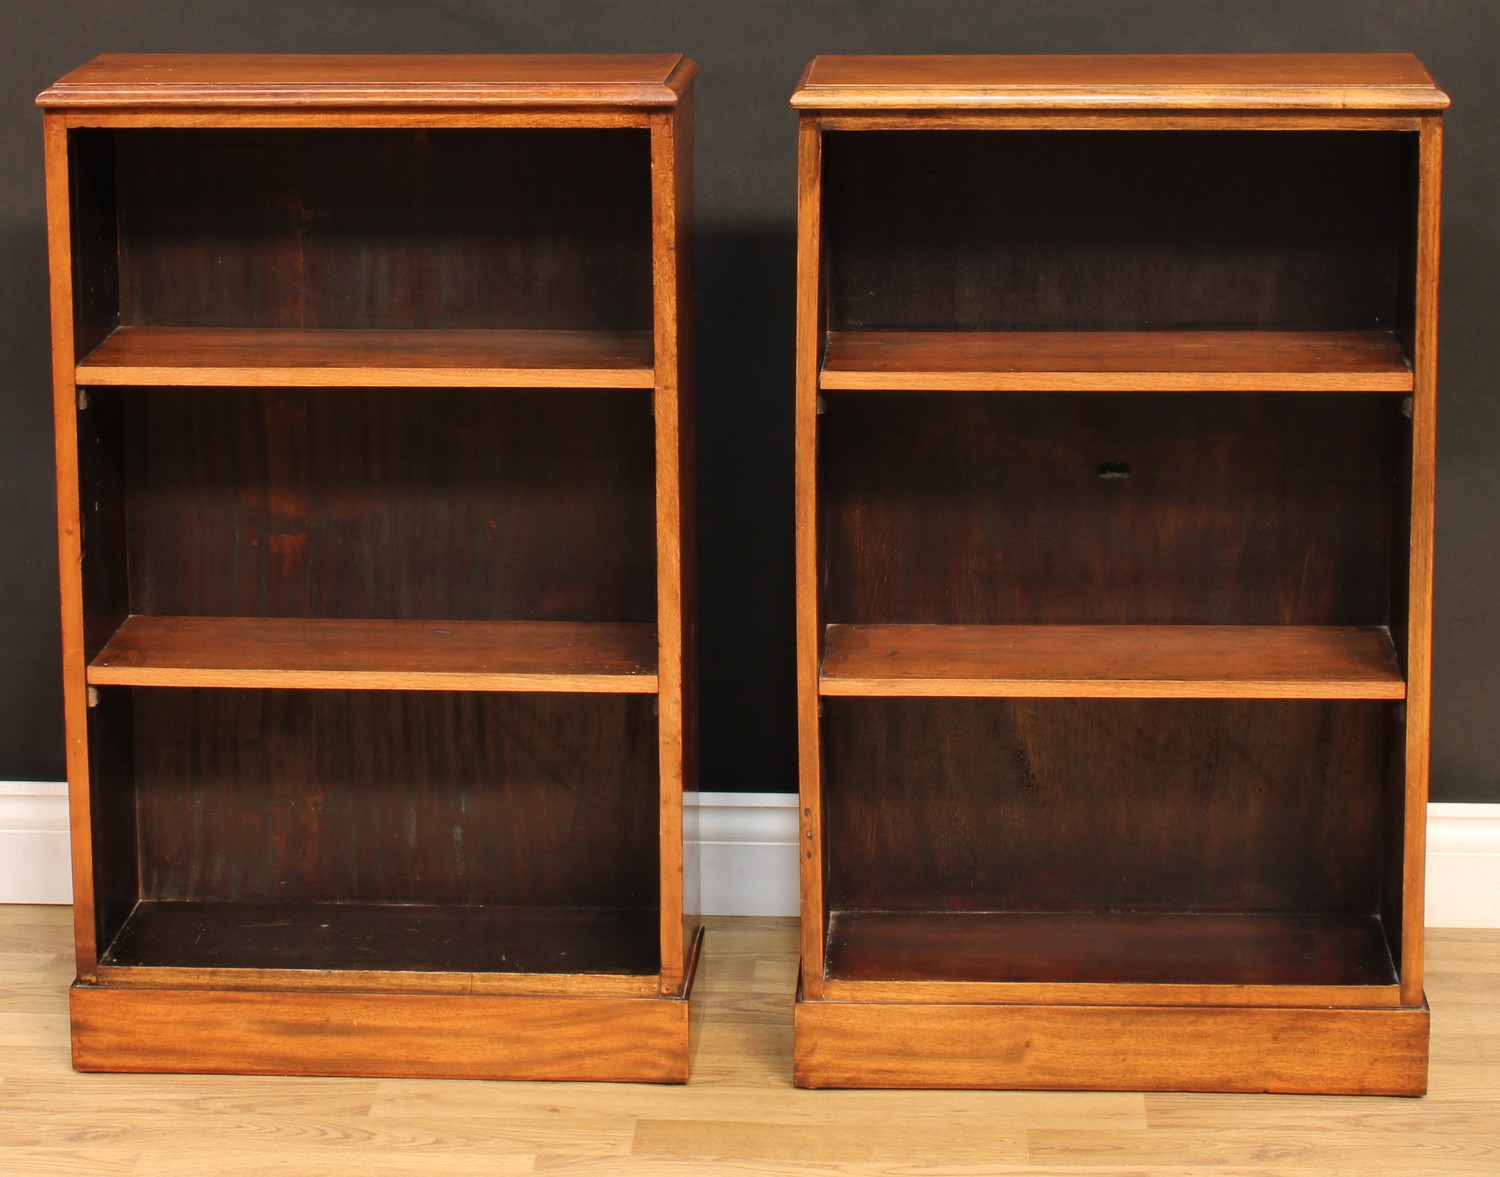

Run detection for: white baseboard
[[686, 791, 799, 916], [1426, 803, 1500, 928], [0, 782, 71, 906], [3, 785, 1497, 927]]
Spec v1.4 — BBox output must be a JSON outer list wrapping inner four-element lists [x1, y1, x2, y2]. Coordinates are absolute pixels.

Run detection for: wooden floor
[[3, 908, 1498, 1175]]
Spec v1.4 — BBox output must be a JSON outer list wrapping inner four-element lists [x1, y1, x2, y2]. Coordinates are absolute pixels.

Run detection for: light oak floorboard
[[1, 909, 1497, 1175]]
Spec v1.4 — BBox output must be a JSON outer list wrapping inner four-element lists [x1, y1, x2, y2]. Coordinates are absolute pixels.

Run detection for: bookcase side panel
[[796, 116, 829, 996], [650, 102, 695, 993], [45, 115, 100, 972]]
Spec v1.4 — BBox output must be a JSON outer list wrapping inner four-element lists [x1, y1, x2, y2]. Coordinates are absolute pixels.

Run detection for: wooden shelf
[[88, 615, 658, 693], [100, 900, 659, 977], [820, 330, 1414, 392], [820, 623, 1405, 699], [77, 326, 656, 389]]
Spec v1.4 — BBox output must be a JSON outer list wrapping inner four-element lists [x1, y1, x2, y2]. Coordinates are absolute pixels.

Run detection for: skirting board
[[0, 782, 70, 905], [2, 786, 1497, 927]]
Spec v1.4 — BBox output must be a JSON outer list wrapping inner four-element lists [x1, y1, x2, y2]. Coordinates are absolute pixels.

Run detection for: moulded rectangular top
[[38, 53, 695, 109], [791, 54, 1448, 112]]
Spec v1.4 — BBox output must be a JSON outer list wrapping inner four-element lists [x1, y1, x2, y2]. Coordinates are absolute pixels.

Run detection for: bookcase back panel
[[823, 392, 1398, 625], [113, 387, 655, 622], [822, 696, 1392, 916], [823, 130, 1413, 333], [122, 688, 659, 909], [95, 128, 652, 333]]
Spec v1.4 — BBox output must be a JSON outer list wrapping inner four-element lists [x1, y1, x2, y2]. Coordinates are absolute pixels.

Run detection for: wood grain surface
[[43, 53, 699, 1086], [88, 616, 659, 692], [820, 697, 1390, 917], [794, 57, 1438, 1098], [42, 113, 103, 977], [792, 54, 1448, 111], [6, 910, 1500, 1171], [794, 117, 829, 999], [72, 985, 693, 1082], [822, 131, 1412, 335], [98, 900, 660, 977], [39, 53, 695, 108], [821, 329, 1414, 392], [794, 999, 1430, 1094], [824, 910, 1397, 989], [817, 113, 1424, 133], [820, 392, 1398, 626], [819, 623, 1405, 698], [114, 688, 659, 911], [114, 386, 655, 625], [79, 326, 655, 388], [103, 128, 652, 335], [1399, 115, 1444, 1007]]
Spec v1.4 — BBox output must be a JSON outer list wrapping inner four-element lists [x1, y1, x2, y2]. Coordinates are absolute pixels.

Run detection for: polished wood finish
[[39, 53, 695, 108], [822, 392, 1399, 626], [42, 54, 698, 1081], [89, 616, 658, 692], [823, 130, 1415, 334], [794, 1000, 1429, 1095], [795, 115, 829, 1001], [44, 112, 100, 977], [113, 387, 654, 625], [819, 113, 1425, 133], [822, 697, 1388, 915], [72, 976, 695, 1082], [114, 687, 656, 910], [826, 910, 1397, 989], [792, 54, 1448, 111], [1402, 117, 1445, 1006], [794, 55, 1442, 1092], [7, 911, 1500, 1173], [822, 329, 1413, 392], [650, 92, 699, 995], [820, 978, 1403, 1011], [101, 128, 652, 334], [79, 325, 655, 388], [100, 901, 659, 977], [821, 623, 1405, 698]]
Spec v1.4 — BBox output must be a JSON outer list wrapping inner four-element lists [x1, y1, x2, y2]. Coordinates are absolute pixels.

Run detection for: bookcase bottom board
[[793, 992, 1428, 1095], [99, 899, 662, 978], [825, 909, 1398, 991], [72, 927, 702, 1083]]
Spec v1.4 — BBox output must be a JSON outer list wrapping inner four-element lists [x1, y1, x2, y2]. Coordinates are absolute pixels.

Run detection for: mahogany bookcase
[[38, 54, 700, 1082], [791, 54, 1446, 1094]]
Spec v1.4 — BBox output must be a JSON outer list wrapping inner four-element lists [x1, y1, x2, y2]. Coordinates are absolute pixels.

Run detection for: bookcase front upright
[[40, 54, 700, 1082], [791, 55, 1446, 1095]]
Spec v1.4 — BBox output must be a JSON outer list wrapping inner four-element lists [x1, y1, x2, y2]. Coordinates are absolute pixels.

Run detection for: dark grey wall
[[2, 1, 1496, 799]]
